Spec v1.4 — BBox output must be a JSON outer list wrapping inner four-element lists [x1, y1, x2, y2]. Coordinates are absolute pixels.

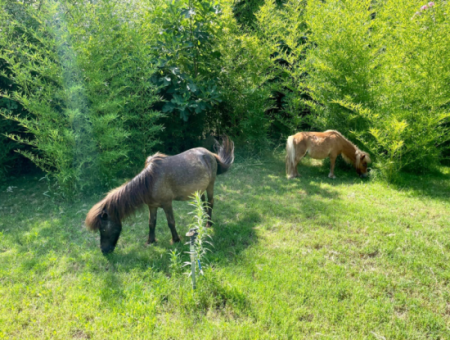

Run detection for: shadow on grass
[[387, 169, 450, 203], [1, 154, 449, 278], [0, 173, 262, 277]]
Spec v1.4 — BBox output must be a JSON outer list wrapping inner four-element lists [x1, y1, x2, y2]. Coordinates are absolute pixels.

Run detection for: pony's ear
[[360, 154, 366, 161], [100, 208, 108, 220]]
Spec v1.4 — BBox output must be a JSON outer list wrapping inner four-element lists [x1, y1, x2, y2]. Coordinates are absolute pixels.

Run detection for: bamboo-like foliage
[[258, 0, 450, 180], [0, 0, 162, 194], [304, 0, 450, 179]]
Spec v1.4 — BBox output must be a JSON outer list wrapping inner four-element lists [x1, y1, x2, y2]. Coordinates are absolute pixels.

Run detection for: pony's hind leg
[[204, 184, 214, 228], [287, 136, 307, 179], [288, 149, 307, 179], [162, 203, 181, 244], [147, 206, 158, 244]]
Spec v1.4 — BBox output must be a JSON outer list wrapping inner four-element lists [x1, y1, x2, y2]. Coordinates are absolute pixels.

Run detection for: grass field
[[1, 152, 449, 339]]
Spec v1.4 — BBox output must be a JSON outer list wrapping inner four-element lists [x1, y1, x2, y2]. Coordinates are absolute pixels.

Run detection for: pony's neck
[[104, 169, 152, 223], [341, 139, 359, 167]]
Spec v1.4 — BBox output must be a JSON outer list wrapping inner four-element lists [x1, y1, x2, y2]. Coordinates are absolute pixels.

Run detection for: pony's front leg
[[162, 203, 181, 244], [328, 155, 337, 179], [147, 206, 158, 244]]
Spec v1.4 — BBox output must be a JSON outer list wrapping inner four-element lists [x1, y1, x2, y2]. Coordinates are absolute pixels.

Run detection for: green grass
[[1, 153, 450, 339]]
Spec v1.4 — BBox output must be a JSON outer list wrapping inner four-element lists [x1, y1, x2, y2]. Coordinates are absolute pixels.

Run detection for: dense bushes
[[0, 1, 162, 195], [1, 0, 449, 193], [0, 0, 275, 193], [258, 0, 450, 180], [0, 1, 36, 176], [303, 0, 450, 179]]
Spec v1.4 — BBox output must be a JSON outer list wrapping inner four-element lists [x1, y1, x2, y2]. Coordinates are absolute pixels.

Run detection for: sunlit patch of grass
[[1, 153, 449, 339]]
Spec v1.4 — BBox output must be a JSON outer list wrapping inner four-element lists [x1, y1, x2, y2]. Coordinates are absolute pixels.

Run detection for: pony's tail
[[214, 136, 235, 175], [286, 135, 296, 178]]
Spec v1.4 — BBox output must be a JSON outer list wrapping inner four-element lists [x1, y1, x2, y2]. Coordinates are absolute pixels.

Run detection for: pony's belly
[[308, 148, 331, 159], [171, 180, 210, 201]]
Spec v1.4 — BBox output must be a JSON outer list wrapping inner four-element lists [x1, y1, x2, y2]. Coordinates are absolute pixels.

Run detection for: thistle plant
[[184, 191, 214, 287]]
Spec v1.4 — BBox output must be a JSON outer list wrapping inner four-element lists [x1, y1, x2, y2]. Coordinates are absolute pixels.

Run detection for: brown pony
[[85, 137, 234, 254], [286, 130, 371, 179]]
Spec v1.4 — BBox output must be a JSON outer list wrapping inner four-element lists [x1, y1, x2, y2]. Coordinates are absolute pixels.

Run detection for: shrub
[[150, 0, 276, 152], [0, 2, 100, 195], [0, 1, 38, 176], [65, 0, 163, 173], [148, 0, 223, 152], [215, 1, 276, 150], [255, 0, 308, 140], [0, 0, 163, 194]]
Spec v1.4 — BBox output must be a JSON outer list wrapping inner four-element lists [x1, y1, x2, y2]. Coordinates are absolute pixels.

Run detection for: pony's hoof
[[206, 222, 213, 228], [146, 239, 157, 246], [328, 174, 336, 179], [171, 237, 181, 245]]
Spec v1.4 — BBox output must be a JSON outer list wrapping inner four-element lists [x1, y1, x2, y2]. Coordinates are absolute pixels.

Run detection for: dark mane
[[85, 153, 167, 231]]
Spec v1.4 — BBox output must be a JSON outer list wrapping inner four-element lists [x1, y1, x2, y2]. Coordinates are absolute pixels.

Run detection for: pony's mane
[[325, 130, 371, 165], [145, 152, 167, 168], [85, 153, 167, 231], [324, 130, 358, 149]]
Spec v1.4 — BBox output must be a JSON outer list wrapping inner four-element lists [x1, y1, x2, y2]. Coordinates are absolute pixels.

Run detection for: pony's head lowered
[[85, 189, 123, 255], [355, 150, 371, 178], [86, 154, 165, 254]]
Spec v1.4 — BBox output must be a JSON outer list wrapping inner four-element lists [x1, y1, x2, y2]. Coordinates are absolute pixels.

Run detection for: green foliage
[[167, 248, 183, 275], [255, 0, 307, 138], [154, 0, 222, 122], [215, 3, 275, 149], [0, 0, 277, 190], [150, 0, 223, 151], [370, 0, 450, 177], [252, 0, 450, 179], [303, 0, 377, 132], [0, 0, 163, 194], [65, 0, 163, 172], [0, 97, 22, 175], [2, 0, 450, 188], [0, 2, 98, 195], [147, 0, 276, 152], [0, 1, 38, 176], [232, 0, 266, 27]]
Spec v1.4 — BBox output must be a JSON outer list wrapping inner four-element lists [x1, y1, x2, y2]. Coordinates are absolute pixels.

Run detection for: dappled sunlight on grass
[[1, 155, 450, 339]]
